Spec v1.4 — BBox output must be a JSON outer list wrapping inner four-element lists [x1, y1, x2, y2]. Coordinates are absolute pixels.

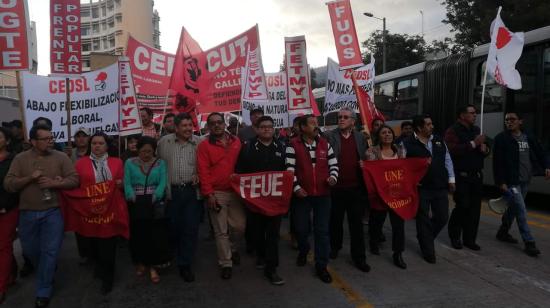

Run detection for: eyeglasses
[[338, 115, 351, 120], [35, 136, 54, 142], [504, 118, 518, 122]]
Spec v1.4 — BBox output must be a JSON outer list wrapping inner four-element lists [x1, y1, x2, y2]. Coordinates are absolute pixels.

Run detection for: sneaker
[[255, 258, 266, 270], [296, 253, 307, 267], [315, 266, 332, 283], [524, 241, 541, 257], [265, 270, 285, 285]]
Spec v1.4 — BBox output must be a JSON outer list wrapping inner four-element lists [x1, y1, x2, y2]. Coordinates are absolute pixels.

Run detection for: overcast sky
[[28, 0, 452, 75]]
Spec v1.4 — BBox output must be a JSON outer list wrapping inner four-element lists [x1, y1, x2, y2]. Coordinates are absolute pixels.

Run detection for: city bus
[[315, 25, 550, 194]]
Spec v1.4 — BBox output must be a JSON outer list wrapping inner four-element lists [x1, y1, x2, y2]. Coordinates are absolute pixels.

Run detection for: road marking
[[283, 233, 374, 308]]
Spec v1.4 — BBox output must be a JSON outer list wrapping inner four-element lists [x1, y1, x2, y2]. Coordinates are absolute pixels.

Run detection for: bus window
[[374, 81, 394, 120], [542, 48, 550, 151], [473, 61, 504, 113], [511, 49, 538, 135], [393, 78, 419, 120]]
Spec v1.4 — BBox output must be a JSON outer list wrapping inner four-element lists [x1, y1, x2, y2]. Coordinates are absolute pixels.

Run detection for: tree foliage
[[440, 0, 550, 49]]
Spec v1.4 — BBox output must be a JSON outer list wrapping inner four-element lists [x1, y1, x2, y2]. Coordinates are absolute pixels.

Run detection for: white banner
[[21, 63, 120, 142], [242, 72, 290, 128], [118, 57, 142, 136], [323, 57, 375, 115], [285, 36, 313, 114]]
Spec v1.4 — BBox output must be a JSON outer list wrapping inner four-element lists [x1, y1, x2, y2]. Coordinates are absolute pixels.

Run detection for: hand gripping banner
[[362, 158, 429, 220], [231, 171, 294, 217]]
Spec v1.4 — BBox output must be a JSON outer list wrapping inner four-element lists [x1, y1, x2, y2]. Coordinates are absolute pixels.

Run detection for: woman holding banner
[[124, 136, 170, 284], [366, 125, 407, 269]]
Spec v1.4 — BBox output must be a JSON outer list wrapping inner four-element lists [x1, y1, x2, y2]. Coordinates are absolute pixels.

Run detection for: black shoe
[[255, 258, 266, 270], [329, 250, 339, 259], [463, 242, 481, 251], [423, 253, 436, 264], [35, 297, 50, 308], [496, 229, 518, 244], [450, 238, 463, 250], [179, 266, 195, 282], [296, 253, 307, 267], [100, 282, 112, 295], [524, 241, 541, 257], [231, 251, 240, 265], [315, 266, 332, 283], [20, 262, 34, 278], [264, 270, 285, 285], [393, 253, 407, 269], [221, 267, 232, 280], [354, 260, 371, 273], [369, 243, 380, 255]]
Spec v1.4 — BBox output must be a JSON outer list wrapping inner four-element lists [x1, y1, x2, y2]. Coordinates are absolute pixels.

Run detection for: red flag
[[169, 27, 203, 105], [362, 158, 429, 220], [326, 0, 363, 69], [230, 171, 294, 216], [60, 180, 130, 239], [352, 73, 384, 132]]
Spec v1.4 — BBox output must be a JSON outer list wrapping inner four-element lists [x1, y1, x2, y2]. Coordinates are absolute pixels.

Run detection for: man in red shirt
[[197, 113, 244, 280]]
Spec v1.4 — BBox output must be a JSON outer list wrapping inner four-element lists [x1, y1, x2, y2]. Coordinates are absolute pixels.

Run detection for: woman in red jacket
[[73, 132, 126, 294]]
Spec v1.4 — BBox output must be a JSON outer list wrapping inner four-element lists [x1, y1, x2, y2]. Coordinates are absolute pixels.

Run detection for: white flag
[[487, 8, 524, 90]]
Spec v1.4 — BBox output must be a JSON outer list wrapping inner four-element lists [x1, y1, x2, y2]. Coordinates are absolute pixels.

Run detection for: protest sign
[[285, 36, 313, 114], [242, 72, 289, 128], [0, 0, 31, 71], [50, 0, 81, 74], [21, 62, 120, 141], [118, 57, 142, 136], [326, 0, 363, 69]]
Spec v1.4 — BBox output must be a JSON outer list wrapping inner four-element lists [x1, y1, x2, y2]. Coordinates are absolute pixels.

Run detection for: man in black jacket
[[236, 116, 286, 285], [445, 105, 490, 251], [493, 112, 550, 257], [403, 114, 456, 264]]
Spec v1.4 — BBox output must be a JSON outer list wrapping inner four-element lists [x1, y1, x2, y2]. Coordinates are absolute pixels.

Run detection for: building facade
[[81, 0, 160, 72]]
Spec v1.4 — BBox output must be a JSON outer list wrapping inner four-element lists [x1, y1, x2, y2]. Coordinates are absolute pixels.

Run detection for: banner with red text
[[118, 57, 142, 136], [240, 45, 269, 123], [242, 72, 290, 128], [50, 0, 81, 74], [231, 171, 294, 216], [21, 63, 120, 141], [324, 57, 374, 115], [285, 36, 313, 114], [0, 0, 31, 71], [126, 35, 175, 112], [60, 180, 130, 239], [362, 158, 429, 220], [327, 0, 363, 69]]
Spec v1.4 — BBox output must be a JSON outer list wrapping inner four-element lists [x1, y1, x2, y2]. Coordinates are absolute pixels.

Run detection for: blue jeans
[[501, 182, 534, 242], [168, 186, 201, 267], [18, 208, 64, 298], [292, 196, 331, 268]]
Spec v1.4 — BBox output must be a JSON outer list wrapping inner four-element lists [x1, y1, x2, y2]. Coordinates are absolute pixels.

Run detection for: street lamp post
[[364, 12, 387, 73]]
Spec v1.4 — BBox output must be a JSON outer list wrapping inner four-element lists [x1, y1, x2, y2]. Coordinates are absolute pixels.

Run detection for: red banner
[[0, 0, 31, 71], [327, 0, 363, 69], [231, 171, 294, 217], [50, 0, 81, 74], [285, 36, 313, 114], [126, 35, 175, 113], [60, 180, 130, 239], [362, 158, 429, 220]]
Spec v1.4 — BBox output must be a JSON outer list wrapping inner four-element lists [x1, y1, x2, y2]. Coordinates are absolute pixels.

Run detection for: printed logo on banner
[[95, 72, 107, 91]]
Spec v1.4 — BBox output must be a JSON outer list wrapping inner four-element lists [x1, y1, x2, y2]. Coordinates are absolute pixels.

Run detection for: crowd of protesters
[[0, 105, 549, 307]]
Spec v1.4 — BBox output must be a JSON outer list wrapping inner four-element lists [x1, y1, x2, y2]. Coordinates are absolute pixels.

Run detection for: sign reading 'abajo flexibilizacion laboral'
[[21, 63, 120, 142]]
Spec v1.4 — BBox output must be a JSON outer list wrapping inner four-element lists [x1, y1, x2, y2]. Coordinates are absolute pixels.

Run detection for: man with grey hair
[[325, 107, 370, 272]]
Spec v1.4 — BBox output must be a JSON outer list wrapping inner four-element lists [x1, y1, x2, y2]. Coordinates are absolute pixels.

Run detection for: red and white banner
[[126, 35, 175, 112], [326, 0, 363, 69], [285, 36, 313, 114], [240, 45, 269, 122], [118, 57, 142, 136], [362, 158, 429, 220], [0, 0, 31, 71], [231, 171, 294, 217], [50, 0, 81, 74], [487, 7, 524, 90]]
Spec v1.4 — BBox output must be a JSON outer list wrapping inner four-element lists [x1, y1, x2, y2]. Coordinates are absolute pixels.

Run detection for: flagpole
[[479, 62, 489, 134], [158, 89, 171, 136], [65, 78, 72, 143], [351, 72, 372, 146], [15, 71, 28, 141]]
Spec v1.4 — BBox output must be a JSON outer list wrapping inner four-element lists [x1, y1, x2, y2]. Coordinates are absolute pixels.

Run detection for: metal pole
[[420, 10, 424, 37], [382, 17, 387, 73]]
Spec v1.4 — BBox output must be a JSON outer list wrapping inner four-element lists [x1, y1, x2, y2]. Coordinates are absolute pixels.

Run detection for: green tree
[[362, 31, 427, 75], [440, 0, 550, 49]]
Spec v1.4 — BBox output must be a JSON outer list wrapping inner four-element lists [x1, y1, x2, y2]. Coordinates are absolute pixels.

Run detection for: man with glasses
[[4, 125, 79, 308], [445, 105, 490, 251], [493, 111, 550, 257], [236, 116, 286, 285], [325, 107, 370, 272], [197, 113, 244, 280]]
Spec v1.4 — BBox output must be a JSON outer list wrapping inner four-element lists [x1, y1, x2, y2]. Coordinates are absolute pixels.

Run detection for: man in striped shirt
[[286, 114, 338, 283]]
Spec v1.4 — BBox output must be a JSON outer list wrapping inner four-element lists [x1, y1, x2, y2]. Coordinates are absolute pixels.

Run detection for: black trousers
[[89, 237, 117, 287], [129, 219, 171, 266], [448, 175, 482, 244], [416, 188, 449, 256], [329, 188, 366, 263], [249, 212, 282, 272], [75, 233, 91, 259], [369, 209, 405, 253]]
